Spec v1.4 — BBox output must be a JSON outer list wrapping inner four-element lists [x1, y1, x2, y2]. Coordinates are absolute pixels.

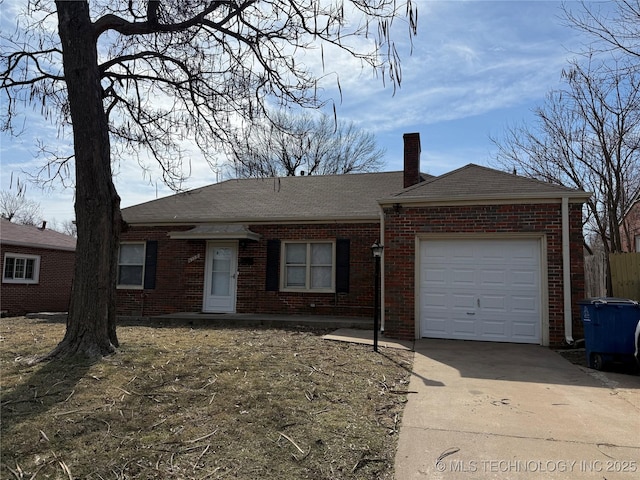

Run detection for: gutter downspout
[[379, 209, 385, 333], [562, 196, 574, 345]]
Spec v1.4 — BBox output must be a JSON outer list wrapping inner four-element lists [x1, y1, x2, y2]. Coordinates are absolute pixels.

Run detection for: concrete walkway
[[395, 339, 640, 479]]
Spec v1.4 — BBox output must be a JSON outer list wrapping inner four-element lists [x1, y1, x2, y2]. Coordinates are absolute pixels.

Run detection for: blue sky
[[0, 1, 597, 224]]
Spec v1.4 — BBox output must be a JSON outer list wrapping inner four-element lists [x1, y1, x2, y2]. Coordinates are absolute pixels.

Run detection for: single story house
[[1, 218, 76, 316], [118, 133, 590, 346]]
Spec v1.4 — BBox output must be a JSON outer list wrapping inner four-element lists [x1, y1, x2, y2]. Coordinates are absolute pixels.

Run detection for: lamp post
[[371, 241, 384, 352]]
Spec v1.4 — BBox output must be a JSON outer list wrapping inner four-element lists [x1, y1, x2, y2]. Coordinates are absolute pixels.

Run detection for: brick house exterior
[[117, 223, 380, 318], [1, 219, 76, 316], [381, 203, 585, 345], [118, 133, 590, 346], [620, 196, 640, 252], [118, 172, 411, 321]]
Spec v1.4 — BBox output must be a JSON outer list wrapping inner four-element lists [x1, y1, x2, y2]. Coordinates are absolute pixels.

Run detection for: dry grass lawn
[[1, 316, 414, 479]]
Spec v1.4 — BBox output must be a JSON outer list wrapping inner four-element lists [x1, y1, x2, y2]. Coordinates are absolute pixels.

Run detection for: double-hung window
[[3, 253, 40, 284], [117, 243, 145, 288], [283, 241, 334, 292]]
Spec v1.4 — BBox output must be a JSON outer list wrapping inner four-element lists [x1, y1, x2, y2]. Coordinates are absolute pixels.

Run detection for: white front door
[[203, 242, 238, 313]]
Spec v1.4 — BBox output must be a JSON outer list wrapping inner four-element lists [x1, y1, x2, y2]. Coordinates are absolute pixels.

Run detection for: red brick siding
[[570, 204, 586, 340], [116, 223, 379, 318], [383, 203, 585, 345], [1, 244, 75, 316], [116, 226, 205, 316], [620, 201, 640, 252]]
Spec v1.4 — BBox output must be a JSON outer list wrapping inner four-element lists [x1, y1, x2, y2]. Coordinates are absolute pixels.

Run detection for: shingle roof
[[0, 218, 76, 251], [121, 164, 590, 225], [382, 164, 590, 204], [122, 171, 428, 224]]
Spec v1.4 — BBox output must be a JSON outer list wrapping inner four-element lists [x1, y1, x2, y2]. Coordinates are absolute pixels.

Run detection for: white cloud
[[321, 1, 580, 133]]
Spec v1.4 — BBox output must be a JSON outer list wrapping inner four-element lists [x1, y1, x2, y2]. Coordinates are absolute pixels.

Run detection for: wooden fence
[[584, 250, 607, 298], [584, 252, 640, 300], [609, 253, 640, 301]]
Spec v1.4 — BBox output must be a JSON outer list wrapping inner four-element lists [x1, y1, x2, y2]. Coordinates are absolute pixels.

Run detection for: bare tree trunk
[[46, 1, 121, 359]]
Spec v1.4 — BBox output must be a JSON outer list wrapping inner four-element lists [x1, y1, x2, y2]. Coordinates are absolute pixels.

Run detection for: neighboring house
[[1, 218, 76, 316], [118, 133, 590, 346], [620, 195, 640, 252]]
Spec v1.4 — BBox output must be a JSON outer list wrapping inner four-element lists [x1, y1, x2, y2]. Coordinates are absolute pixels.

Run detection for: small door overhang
[[168, 224, 261, 241]]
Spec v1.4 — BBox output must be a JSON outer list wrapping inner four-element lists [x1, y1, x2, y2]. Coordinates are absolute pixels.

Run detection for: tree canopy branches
[[494, 57, 640, 254], [228, 111, 385, 177], [493, 1, 640, 260], [0, 189, 43, 226], [2, 1, 416, 191], [563, 0, 640, 62]]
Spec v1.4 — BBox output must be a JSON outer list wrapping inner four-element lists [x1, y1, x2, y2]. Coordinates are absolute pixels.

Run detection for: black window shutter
[[143, 240, 158, 289], [336, 238, 350, 293], [265, 239, 280, 291]]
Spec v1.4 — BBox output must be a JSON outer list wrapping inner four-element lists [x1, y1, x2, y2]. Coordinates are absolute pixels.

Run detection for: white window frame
[[2, 253, 40, 284], [635, 235, 640, 253], [281, 241, 335, 293], [117, 242, 146, 289]]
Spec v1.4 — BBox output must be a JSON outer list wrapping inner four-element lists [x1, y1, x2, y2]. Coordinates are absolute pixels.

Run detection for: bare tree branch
[[492, 58, 640, 258], [0, 189, 43, 226], [228, 111, 385, 177], [563, 0, 640, 63], [0, 0, 417, 360]]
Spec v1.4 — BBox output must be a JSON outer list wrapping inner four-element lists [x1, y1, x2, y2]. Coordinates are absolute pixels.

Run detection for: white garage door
[[419, 238, 541, 344]]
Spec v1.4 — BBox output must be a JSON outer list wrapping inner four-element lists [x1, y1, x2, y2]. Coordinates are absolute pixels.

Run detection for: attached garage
[[418, 237, 543, 344], [372, 134, 590, 345]]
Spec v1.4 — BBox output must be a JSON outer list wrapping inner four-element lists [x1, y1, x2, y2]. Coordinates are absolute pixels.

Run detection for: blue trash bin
[[578, 297, 640, 370]]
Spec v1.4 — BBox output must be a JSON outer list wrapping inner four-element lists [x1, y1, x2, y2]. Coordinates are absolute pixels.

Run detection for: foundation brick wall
[[382, 202, 585, 345], [1, 244, 76, 316]]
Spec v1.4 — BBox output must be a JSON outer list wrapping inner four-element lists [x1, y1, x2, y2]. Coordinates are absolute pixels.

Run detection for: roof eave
[[378, 191, 592, 206], [0, 239, 76, 252]]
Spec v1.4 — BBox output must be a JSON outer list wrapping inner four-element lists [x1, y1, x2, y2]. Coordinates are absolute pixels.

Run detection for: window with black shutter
[[117, 240, 158, 289]]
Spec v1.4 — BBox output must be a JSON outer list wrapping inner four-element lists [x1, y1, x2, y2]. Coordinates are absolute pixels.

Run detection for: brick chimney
[[403, 132, 421, 188]]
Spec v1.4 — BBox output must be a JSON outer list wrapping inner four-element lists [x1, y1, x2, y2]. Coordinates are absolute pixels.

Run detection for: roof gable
[[384, 164, 589, 203], [0, 218, 76, 251]]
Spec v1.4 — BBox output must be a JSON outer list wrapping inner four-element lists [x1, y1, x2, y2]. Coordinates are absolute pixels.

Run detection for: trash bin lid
[[578, 297, 639, 306]]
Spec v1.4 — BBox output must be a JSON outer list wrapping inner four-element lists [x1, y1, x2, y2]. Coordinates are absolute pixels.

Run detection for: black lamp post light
[[371, 240, 384, 352]]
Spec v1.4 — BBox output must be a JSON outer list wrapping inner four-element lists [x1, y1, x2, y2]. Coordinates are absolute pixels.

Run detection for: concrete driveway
[[395, 339, 640, 479]]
